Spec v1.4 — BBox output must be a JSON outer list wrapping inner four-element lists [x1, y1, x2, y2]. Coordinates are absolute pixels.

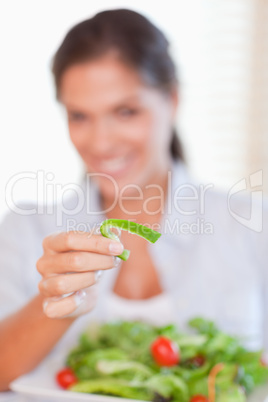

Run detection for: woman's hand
[[36, 230, 123, 319]]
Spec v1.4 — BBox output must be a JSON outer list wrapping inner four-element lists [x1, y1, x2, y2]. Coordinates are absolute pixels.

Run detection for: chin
[[95, 171, 147, 205]]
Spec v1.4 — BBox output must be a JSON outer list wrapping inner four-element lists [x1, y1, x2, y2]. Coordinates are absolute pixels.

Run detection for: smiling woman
[[52, 9, 183, 204], [0, 7, 267, 395], [59, 56, 177, 200]]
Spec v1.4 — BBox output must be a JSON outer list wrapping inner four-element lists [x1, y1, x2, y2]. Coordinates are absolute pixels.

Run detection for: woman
[[0, 9, 267, 391]]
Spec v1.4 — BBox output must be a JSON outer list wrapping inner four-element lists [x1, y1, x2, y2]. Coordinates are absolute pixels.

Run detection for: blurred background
[[0, 0, 267, 221]]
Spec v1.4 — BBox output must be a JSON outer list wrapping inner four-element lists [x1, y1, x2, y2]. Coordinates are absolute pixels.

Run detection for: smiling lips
[[90, 153, 135, 177]]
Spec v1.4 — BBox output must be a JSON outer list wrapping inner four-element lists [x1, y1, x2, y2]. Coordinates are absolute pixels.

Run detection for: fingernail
[[109, 242, 124, 255], [95, 270, 103, 282], [113, 257, 121, 268], [74, 290, 86, 307]]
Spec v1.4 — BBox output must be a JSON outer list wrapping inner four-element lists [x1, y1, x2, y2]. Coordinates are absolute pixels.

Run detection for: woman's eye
[[118, 108, 139, 118], [68, 112, 87, 122]]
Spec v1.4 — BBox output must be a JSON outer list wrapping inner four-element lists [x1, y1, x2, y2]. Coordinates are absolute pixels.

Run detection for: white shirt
[[105, 291, 177, 326], [0, 161, 267, 362]]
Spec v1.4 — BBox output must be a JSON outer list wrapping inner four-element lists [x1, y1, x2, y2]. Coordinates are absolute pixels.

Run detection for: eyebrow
[[64, 94, 141, 111]]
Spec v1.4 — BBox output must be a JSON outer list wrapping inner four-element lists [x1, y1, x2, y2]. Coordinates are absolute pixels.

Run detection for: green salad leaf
[[63, 318, 268, 401], [70, 378, 153, 400]]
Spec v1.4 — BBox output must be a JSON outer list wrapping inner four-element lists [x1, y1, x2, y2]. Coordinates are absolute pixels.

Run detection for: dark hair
[[52, 9, 184, 161]]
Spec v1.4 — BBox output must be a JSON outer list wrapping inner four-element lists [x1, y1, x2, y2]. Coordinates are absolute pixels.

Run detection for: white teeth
[[99, 156, 128, 173]]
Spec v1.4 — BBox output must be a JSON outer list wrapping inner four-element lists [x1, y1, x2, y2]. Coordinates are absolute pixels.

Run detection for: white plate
[[10, 351, 144, 402], [10, 352, 268, 402]]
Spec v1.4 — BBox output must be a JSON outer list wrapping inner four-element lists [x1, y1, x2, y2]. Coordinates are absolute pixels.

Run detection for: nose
[[89, 117, 114, 155]]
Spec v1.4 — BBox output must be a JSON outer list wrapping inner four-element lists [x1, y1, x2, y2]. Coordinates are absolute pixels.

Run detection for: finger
[[39, 272, 96, 297], [43, 231, 124, 255], [43, 287, 97, 318], [43, 293, 80, 318], [37, 252, 116, 276]]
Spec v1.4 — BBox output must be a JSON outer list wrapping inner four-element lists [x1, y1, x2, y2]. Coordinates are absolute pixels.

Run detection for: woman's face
[[60, 55, 178, 202]]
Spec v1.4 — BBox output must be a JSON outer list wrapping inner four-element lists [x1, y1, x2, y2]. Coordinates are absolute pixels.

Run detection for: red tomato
[[151, 336, 180, 366], [190, 395, 209, 402], [56, 367, 77, 389]]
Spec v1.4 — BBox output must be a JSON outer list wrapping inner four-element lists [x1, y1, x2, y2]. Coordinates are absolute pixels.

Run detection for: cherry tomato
[[151, 336, 180, 366], [190, 395, 209, 402], [56, 367, 77, 389]]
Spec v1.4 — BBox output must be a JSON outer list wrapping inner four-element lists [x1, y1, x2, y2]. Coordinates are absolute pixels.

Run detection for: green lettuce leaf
[[70, 378, 152, 400], [146, 374, 189, 402]]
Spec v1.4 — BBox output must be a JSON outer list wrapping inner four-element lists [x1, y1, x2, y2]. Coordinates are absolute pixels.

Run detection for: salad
[[56, 318, 268, 402]]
